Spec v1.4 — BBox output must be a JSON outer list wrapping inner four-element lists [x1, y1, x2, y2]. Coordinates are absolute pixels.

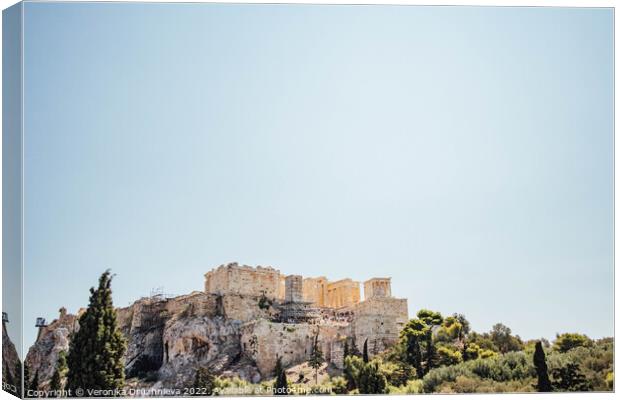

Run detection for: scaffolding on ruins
[[135, 287, 173, 331]]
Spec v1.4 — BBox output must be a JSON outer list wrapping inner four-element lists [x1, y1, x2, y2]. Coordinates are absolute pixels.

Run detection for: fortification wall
[[204, 263, 282, 299], [240, 320, 346, 377], [221, 294, 275, 322], [349, 297, 408, 356]]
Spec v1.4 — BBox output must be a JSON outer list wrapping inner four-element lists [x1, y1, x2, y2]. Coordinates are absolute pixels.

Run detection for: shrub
[[358, 360, 389, 394], [329, 376, 348, 394], [422, 350, 536, 393], [437, 346, 463, 366], [380, 361, 416, 387], [553, 333, 593, 353], [480, 349, 498, 359], [605, 372, 613, 390], [343, 355, 364, 390], [437, 375, 536, 394], [551, 362, 592, 392], [389, 379, 423, 394], [258, 295, 272, 310]]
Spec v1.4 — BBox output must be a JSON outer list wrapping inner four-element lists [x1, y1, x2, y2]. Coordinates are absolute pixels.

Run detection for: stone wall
[[204, 263, 282, 299], [240, 320, 347, 377], [285, 275, 303, 303], [349, 297, 408, 356], [302, 277, 328, 307], [221, 294, 275, 322], [278, 275, 286, 300], [326, 279, 361, 308], [204, 264, 407, 310], [363, 278, 392, 299]]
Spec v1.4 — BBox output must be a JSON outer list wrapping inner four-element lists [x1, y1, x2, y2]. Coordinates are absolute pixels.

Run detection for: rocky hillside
[[24, 291, 351, 392], [2, 322, 21, 397]]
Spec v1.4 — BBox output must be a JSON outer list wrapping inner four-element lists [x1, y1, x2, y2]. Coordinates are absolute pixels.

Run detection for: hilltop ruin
[[25, 263, 409, 391]]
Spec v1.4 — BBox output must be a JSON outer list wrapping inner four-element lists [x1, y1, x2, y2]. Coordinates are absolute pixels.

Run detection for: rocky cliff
[[25, 291, 320, 391], [2, 322, 21, 397], [25, 287, 404, 392]]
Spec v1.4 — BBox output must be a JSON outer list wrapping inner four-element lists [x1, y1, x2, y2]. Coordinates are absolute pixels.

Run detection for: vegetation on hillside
[[66, 271, 127, 393], [25, 273, 612, 396], [342, 310, 613, 394]]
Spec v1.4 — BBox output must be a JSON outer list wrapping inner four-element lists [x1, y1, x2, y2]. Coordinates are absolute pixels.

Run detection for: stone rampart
[[204, 262, 282, 299], [240, 320, 346, 377], [348, 297, 408, 356]]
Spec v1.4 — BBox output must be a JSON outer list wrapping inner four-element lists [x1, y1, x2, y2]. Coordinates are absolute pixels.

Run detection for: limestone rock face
[[156, 315, 243, 387], [120, 301, 166, 379], [24, 278, 407, 391], [24, 312, 77, 389], [2, 322, 21, 396], [240, 320, 347, 378]]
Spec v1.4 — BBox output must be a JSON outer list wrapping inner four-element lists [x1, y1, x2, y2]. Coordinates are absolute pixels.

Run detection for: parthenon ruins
[[203, 262, 394, 307]]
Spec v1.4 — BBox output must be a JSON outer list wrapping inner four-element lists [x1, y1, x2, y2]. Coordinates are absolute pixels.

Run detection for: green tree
[[551, 362, 592, 392], [192, 367, 214, 396], [453, 314, 470, 338], [273, 356, 289, 395], [553, 333, 593, 353], [467, 332, 499, 353], [489, 323, 523, 353], [357, 360, 388, 394], [329, 376, 348, 394], [362, 339, 369, 363], [308, 333, 325, 385], [343, 340, 350, 359], [436, 316, 463, 343], [416, 309, 443, 373], [343, 355, 364, 391], [436, 346, 462, 366], [533, 341, 551, 392], [399, 319, 426, 378], [66, 271, 127, 393], [463, 342, 480, 361], [50, 351, 68, 396], [350, 336, 362, 357]]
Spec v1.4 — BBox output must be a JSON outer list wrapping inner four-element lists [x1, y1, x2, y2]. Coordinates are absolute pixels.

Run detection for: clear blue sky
[[19, 3, 613, 352]]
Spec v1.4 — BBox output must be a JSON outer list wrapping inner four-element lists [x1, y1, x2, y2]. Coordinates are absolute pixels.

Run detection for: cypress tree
[[50, 351, 68, 396], [66, 271, 127, 393], [357, 360, 388, 394], [274, 356, 289, 395], [350, 337, 361, 357], [362, 339, 369, 363], [533, 341, 552, 392], [308, 333, 325, 385], [400, 319, 425, 378], [343, 340, 350, 359]]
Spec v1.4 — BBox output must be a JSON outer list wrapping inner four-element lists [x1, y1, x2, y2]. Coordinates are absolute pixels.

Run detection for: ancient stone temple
[[364, 278, 392, 298], [203, 262, 284, 298], [27, 262, 411, 392]]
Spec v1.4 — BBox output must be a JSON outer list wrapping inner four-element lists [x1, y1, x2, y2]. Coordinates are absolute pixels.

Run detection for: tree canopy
[[66, 271, 127, 393]]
